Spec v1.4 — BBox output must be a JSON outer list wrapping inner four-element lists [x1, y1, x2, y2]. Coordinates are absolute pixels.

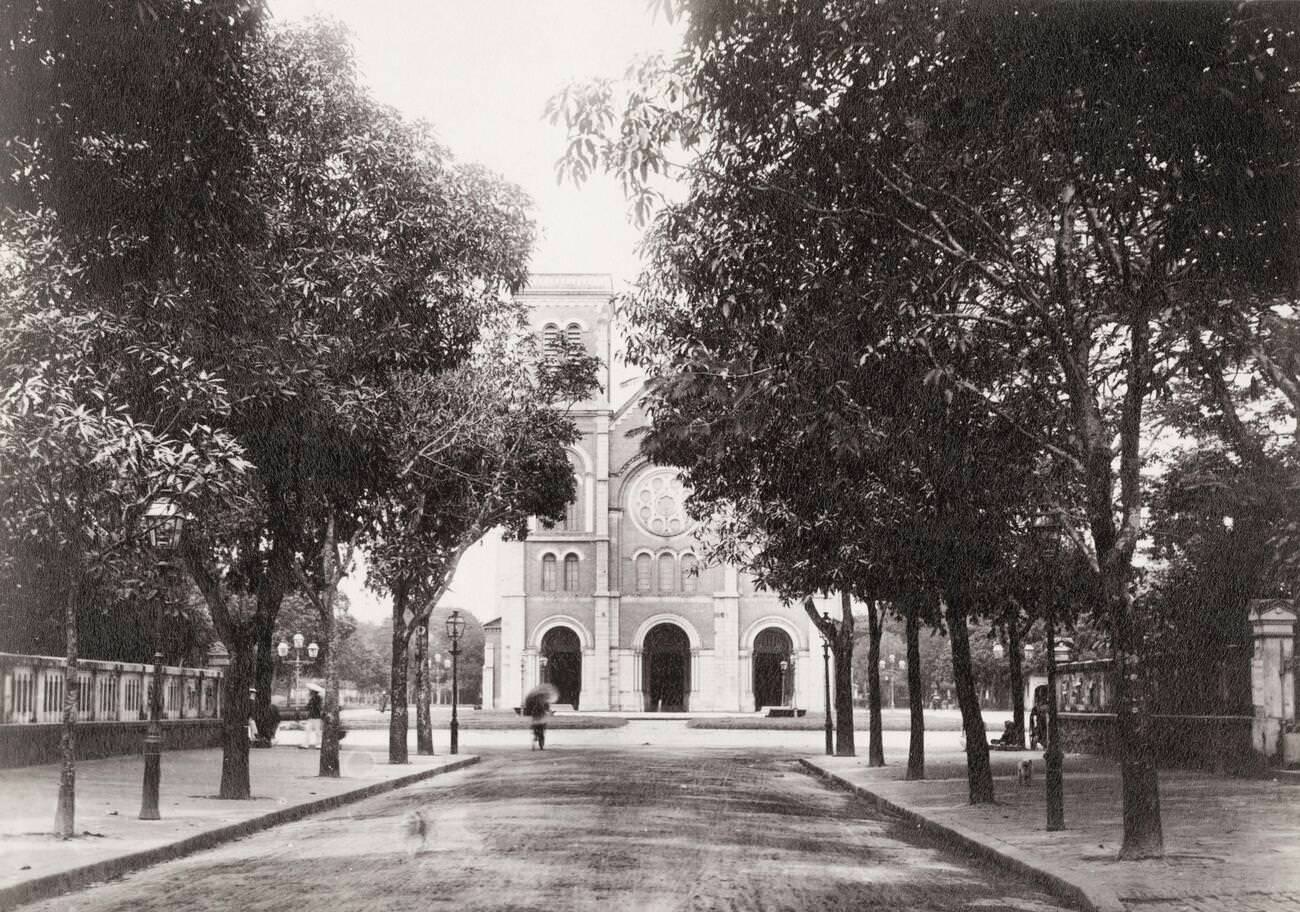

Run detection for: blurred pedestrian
[[302, 688, 322, 749], [522, 684, 558, 751]]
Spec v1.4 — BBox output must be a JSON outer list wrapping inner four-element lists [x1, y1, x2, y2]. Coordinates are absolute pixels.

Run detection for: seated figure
[[990, 719, 1023, 750]]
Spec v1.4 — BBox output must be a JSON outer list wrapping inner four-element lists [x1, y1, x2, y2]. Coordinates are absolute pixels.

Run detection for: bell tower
[[521, 273, 614, 408], [491, 274, 616, 713]]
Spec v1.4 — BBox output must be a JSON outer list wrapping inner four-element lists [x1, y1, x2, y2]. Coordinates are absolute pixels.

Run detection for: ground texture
[[22, 744, 1073, 912]]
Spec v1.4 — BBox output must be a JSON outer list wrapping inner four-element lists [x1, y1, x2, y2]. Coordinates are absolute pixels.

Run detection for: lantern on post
[[820, 612, 833, 756], [140, 497, 185, 820], [1032, 513, 1066, 832], [445, 610, 466, 754]]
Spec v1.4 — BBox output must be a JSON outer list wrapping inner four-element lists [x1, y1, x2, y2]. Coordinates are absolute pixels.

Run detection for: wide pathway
[[21, 741, 1075, 912]]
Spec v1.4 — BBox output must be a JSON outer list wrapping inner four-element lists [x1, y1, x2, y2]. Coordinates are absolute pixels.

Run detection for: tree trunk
[[945, 594, 994, 803], [318, 605, 341, 778], [865, 600, 884, 767], [905, 602, 925, 780], [1008, 613, 1026, 748], [832, 592, 856, 756], [253, 616, 276, 741], [389, 588, 410, 764], [218, 638, 253, 799], [55, 582, 78, 838], [415, 623, 433, 755], [1114, 586, 1163, 858]]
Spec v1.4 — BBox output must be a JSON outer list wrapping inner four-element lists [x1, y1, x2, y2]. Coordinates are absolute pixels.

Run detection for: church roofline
[[519, 273, 613, 296]]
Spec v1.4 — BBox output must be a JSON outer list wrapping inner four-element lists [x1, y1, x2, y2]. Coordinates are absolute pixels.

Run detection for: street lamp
[[276, 633, 319, 707], [779, 659, 789, 707], [540, 654, 550, 684], [445, 610, 465, 754], [820, 612, 833, 756], [140, 496, 184, 821], [1033, 514, 1066, 831]]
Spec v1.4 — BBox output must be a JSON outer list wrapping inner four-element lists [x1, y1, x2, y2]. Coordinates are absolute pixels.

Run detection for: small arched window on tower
[[541, 554, 558, 592], [541, 323, 562, 361], [635, 553, 652, 593], [565, 322, 583, 354], [658, 553, 675, 593], [680, 553, 699, 594], [563, 554, 579, 591]]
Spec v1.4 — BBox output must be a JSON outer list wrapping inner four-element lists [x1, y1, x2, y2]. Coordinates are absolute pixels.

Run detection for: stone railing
[[0, 652, 223, 725]]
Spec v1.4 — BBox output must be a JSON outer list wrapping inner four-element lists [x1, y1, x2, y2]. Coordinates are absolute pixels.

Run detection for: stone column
[[481, 643, 496, 710], [713, 563, 742, 711], [498, 536, 527, 710], [1250, 599, 1297, 761], [632, 648, 644, 711], [591, 414, 613, 710]]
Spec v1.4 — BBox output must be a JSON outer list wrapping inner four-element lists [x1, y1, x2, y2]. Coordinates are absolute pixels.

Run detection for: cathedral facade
[[481, 274, 831, 713]]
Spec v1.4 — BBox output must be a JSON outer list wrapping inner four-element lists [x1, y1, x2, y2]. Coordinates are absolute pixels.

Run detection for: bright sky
[[271, 1, 684, 622]]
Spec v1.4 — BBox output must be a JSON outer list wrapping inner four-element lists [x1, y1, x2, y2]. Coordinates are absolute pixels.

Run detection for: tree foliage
[[552, 0, 1300, 852]]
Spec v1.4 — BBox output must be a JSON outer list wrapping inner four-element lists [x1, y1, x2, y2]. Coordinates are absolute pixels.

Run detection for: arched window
[[563, 554, 579, 591], [680, 553, 698, 594], [658, 553, 675, 592], [564, 498, 580, 531], [541, 323, 561, 360], [635, 553, 652, 593], [565, 322, 583, 352], [541, 554, 557, 592]]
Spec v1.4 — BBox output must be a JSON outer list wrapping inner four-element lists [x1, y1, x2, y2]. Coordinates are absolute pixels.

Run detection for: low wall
[[0, 719, 224, 769], [1059, 712, 1259, 773]]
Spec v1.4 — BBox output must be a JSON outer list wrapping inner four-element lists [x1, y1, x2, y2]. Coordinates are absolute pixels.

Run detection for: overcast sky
[[270, 1, 683, 623]]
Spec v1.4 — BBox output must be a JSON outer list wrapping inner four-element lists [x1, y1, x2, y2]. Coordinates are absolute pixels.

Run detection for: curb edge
[[0, 755, 480, 912], [796, 758, 1126, 912]]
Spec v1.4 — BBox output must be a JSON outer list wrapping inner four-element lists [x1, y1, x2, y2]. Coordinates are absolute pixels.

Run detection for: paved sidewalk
[[802, 748, 1300, 912], [0, 733, 475, 911]]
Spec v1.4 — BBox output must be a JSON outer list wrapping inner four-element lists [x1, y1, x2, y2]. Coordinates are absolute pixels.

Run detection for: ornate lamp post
[[140, 497, 184, 821], [445, 610, 465, 754], [779, 659, 789, 707], [276, 633, 318, 707], [820, 612, 833, 756], [540, 654, 550, 684], [1033, 514, 1066, 831]]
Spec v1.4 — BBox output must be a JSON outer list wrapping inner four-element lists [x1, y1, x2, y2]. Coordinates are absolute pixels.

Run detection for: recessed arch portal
[[642, 622, 691, 712], [752, 626, 794, 710], [540, 625, 582, 709]]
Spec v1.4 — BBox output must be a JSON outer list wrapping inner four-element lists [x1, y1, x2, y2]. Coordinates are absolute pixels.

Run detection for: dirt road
[[24, 744, 1074, 912]]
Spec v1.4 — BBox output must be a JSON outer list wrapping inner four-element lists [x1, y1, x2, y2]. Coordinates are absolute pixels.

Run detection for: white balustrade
[[0, 652, 223, 725]]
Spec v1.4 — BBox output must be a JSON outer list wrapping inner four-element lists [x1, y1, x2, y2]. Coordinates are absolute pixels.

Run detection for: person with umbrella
[[523, 683, 557, 750], [302, 683, 323, 749]]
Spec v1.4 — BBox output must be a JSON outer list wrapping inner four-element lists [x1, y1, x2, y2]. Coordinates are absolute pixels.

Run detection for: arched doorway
[[643, 623, 690, 712], [753, 627, 793, 710], [541, 627, 582, 710]]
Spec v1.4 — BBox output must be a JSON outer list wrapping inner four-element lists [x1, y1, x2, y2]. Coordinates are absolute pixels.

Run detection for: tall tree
[[552, 1, 1300, 854], [368, 329, 597, 763], [173, 19, 534, 794]]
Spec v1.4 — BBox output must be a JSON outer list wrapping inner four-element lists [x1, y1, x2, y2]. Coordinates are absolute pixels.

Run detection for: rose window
[[630, 470, 692, 537]]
